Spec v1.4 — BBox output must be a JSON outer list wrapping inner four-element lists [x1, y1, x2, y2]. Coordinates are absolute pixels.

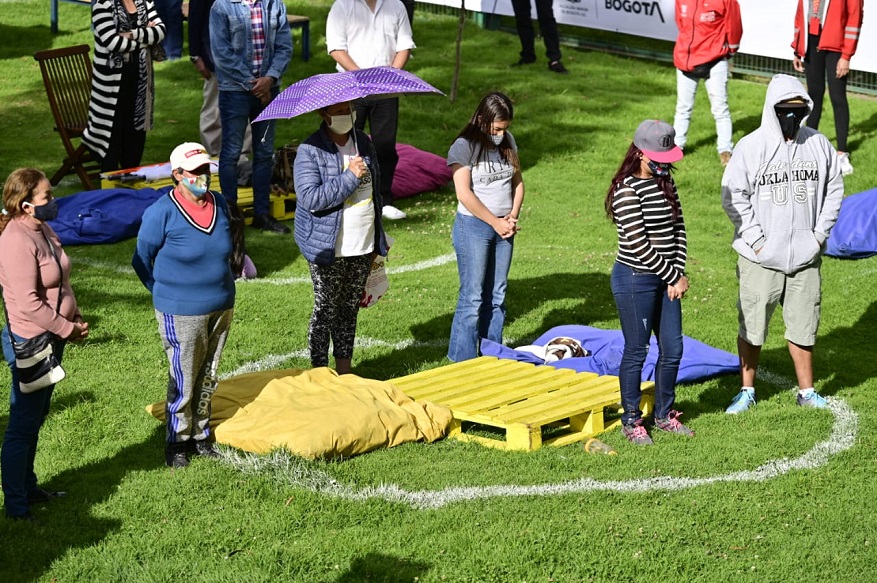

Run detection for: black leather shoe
[[548, 60, 569, 74], [193, 440, 221, 459], [28, 488, 67, 504], [251, 214, 291, 234], [165, 445, 190, 469]]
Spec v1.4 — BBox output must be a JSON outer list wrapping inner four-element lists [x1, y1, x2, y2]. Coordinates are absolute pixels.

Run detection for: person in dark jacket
[[293, 101, 389, 374]]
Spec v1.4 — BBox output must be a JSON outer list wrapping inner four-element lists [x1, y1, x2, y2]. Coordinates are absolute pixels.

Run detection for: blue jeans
[[218, 88, 278, 217], [1, 328, 65, 518], [611, 263, 683, 425], [448, 213, 514, 362], [154, 0, 183, 60]]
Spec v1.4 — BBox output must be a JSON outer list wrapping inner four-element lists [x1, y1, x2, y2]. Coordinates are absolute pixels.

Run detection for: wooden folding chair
[[33, 44, 100, 190]]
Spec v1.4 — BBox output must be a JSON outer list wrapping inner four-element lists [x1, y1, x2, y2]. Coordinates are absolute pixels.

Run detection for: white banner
[[418, 0, 876, 73]]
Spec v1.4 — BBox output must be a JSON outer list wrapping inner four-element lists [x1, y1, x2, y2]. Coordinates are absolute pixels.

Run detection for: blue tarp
[[825, 188, 877, 259], [480, 325, 738, 384], [49, 187, 169, 246]]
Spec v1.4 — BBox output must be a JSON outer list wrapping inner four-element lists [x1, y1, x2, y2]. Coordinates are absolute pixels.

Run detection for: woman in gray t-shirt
[[446, 92, 525, 362]]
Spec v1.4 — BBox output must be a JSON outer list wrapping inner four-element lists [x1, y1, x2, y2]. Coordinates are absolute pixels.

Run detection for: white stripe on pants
[[156, 308, 233, 444]]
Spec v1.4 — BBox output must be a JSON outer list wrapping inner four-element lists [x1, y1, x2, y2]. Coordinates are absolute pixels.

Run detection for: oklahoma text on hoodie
[[721, 74, 843, 275]]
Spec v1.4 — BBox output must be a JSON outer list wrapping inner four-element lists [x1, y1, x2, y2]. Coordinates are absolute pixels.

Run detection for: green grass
[[2, 1, 877, 581]]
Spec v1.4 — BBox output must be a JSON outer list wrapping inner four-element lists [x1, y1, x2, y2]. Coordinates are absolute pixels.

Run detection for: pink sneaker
[[621, 419, 654, 445], [654, 410, 695, 437]]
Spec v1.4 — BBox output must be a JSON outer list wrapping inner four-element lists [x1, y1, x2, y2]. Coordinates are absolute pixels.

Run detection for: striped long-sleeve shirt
[[83, 0, 166, 159], [612, 175, 687, 284]]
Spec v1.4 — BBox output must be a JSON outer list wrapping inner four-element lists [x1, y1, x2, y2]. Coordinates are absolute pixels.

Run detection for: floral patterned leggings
[[307, 254, 372, 368]]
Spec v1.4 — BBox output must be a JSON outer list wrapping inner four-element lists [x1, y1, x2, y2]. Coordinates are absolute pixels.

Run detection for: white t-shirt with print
[[334, 138, 375, 257]]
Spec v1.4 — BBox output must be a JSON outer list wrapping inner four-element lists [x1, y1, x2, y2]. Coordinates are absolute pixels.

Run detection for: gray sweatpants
[[156, 309, 233, 445]]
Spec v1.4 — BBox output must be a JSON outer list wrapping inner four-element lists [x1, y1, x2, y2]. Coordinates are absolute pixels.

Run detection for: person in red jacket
[[673, 0, 742, 167], [792, 0, 863, 176]]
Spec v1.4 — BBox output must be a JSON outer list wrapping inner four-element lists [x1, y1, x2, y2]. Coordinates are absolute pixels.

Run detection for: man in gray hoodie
[[721, 74, 843, 414]]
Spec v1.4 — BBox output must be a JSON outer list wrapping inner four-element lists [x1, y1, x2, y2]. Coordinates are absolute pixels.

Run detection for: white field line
[[217, 356, 859, 509], [70, 253, 455, 283], [237, 253, 457, 286]]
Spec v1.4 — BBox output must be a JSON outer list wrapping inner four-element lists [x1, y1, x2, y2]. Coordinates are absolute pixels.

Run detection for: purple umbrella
[[254, 66, 445, 123]]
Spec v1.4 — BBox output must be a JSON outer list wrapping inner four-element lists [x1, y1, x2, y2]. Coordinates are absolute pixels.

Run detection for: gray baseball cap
[[633, 120, 684, 163]]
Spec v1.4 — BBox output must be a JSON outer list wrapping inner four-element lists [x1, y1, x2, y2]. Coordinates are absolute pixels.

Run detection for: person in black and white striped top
[[83, 0, 166, 173], [604, 120, 693, 446]]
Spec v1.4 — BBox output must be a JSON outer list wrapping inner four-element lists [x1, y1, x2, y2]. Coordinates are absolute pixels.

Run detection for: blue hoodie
[[721, 74, 844, 275]]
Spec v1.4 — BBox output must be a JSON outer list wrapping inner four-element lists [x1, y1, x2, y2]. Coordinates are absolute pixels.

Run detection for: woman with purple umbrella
[[293, 101, 389, 374]]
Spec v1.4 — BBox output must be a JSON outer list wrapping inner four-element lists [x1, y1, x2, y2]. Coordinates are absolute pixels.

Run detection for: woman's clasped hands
[[492, 215, 519, 239], [668, 275, 689, 301]]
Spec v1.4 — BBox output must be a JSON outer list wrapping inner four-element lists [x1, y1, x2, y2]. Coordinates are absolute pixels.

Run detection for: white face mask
[[490, 134, 504, 146], [327, 111, 356, 135]]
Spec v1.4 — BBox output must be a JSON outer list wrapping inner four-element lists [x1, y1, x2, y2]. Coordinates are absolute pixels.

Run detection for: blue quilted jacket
[[293, 126, 389, 265]]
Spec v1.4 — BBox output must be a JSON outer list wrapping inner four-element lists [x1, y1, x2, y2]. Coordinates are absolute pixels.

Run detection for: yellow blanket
[[146, 368, 453, 459]]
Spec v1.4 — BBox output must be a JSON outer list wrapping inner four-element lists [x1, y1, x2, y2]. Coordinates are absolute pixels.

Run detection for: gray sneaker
[[621, 420, 654, 445], [654, 410, 695, 437]]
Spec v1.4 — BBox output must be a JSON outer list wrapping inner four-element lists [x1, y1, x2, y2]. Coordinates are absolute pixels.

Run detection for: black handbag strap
[[1, 226, 64, 340]]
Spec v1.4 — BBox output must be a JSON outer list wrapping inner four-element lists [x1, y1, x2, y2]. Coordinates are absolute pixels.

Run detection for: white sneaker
[[381, 204, 407, 220], [838, 152, 854, 176]]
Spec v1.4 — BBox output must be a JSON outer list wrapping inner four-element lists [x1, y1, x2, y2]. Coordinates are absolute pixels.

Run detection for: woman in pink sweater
[[0, 168, 89, 522]]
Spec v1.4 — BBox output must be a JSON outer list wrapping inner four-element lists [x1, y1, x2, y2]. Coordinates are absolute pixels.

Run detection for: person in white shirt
[[326, 0, 415, 220]]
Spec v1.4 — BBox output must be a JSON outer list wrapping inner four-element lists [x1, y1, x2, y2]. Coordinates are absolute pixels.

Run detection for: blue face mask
[[647, 160, 671, 177], [24, 200, 59, 222], [181, 174, 210, 197]]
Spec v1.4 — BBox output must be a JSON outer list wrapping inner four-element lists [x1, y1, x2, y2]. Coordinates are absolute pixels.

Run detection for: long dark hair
[[604, 143, 680, 222], [226, 201, 246, 277], [455, 91, 520, 171]]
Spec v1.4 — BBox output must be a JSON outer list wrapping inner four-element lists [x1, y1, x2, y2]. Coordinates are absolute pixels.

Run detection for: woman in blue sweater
[[132, 143, 236, 468]]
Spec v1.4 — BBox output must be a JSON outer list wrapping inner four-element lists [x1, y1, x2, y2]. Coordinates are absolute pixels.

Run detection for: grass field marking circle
[[328, 396, 857, 509], [220, 351, 858, 509]]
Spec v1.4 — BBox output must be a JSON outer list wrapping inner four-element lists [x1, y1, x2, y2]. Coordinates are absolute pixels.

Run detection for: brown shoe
[[719, 151, 732, 166]]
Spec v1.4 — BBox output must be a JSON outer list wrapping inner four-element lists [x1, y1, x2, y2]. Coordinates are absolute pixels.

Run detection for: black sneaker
[[512, 57, 536, 67], [251, 214, 291, 234], [165, 444, 190, 469], [548, 60, 569, 74], [193, 440, 221, 459], [28, 488, 67, 504]]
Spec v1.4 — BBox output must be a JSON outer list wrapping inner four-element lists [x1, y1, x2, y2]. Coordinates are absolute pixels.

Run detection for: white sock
[[741, 386, 755, 394], [798, 387, 815, 396]]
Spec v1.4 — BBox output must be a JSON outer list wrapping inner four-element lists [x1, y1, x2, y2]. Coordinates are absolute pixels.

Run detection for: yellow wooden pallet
[[391, 356, 654, 451]]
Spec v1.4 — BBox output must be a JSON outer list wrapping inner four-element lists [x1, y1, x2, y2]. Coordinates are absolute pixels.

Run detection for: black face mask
[[775, 105, 808, 140], [647, 160, 671, 177], [26, 200, 59, 222]]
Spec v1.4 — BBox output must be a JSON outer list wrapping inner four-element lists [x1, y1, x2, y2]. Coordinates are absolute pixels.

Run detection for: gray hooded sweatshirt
[[721, 74, 843, 275]]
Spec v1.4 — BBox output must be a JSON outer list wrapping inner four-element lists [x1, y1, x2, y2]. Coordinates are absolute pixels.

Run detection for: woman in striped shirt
[[604, 120, 692, 446], [83, 0, 166, 172]]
